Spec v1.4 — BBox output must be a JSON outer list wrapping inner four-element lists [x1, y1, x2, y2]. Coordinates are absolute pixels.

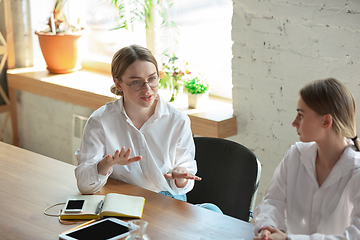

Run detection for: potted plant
[[35, 0, 85, 74], [159, 54, 191, 102], [184, 76, 209, 109]]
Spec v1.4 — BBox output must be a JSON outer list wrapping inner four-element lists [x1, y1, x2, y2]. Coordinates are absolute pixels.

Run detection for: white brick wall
[[231, 0, 360, 207]]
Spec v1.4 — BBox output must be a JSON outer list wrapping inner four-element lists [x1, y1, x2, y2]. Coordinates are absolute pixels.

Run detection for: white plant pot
[[188, 91, 209, 109]]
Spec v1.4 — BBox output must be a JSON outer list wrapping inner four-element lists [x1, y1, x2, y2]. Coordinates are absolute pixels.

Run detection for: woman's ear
[[323, 114, 333, 129], [113, 78, 122, 92]]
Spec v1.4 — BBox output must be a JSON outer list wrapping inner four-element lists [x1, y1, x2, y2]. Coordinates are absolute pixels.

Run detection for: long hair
[[300, 78, 359, 151], [110, 45, 159, 96]]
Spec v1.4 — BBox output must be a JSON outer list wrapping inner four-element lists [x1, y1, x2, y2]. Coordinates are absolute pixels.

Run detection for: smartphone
[[64, 199, 85, 213]]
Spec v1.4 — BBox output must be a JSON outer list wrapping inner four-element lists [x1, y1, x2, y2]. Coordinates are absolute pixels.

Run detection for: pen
[[95, 200, 104, 215]]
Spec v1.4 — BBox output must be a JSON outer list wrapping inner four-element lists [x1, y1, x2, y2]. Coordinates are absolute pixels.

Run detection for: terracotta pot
[[35, 28, 86, 74]]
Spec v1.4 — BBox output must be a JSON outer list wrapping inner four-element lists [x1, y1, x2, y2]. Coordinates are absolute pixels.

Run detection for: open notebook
[[60, 193, 145, 220]]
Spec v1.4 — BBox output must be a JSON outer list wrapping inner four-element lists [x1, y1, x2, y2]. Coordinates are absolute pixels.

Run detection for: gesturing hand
[[164, 167, 202, 188], [97, 147, 142, 176], [107, 147, 142, 166]]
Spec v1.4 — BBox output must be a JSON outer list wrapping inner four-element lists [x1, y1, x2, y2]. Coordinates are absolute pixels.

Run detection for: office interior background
[[0, 0, 360, 208]]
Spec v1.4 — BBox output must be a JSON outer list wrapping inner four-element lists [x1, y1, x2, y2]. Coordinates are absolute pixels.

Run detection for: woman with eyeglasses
[[75, 45, 201, 201]]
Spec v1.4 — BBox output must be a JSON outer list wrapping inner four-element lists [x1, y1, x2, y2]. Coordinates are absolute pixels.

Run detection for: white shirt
[[253, 141, 360, 240], [75, 94, 196, 195]]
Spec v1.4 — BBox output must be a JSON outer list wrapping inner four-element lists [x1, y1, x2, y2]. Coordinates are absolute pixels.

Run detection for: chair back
[[187, 137, 261, 222]]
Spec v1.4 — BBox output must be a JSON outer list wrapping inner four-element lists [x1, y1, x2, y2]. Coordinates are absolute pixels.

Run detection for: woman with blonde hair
[[75, 45, 201, 201], [253, 78, 360, 240]]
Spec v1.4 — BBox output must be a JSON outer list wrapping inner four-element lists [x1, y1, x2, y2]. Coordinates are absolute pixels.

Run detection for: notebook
[[60, 193, 145, 220]]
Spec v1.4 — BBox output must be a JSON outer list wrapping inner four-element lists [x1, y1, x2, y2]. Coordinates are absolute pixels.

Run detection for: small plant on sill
[[184, 76, 209, 95]]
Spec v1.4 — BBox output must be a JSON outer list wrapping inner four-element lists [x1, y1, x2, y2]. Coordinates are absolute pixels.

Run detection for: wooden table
[[0, 142, 255, 240], [6, 67, 237, 146]]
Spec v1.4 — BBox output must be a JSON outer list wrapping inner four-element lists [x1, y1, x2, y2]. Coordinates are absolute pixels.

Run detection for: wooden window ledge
[[6, 67, 237, 145]]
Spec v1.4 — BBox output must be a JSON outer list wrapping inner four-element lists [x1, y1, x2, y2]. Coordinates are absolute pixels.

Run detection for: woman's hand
[[107, 147, 142, 165], [164, 167, 202, 188], [97, 147, 142, 175], [254, 226, 287, 240]]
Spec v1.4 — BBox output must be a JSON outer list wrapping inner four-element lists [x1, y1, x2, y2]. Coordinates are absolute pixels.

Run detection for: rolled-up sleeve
[[168, 115, 197, 195], [75, 116, 112, 194]]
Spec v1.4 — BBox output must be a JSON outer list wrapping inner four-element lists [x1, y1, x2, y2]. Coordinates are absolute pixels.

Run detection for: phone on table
[[64, 199, 85, 213]]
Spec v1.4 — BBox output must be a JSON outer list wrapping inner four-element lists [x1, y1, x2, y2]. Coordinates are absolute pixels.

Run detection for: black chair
[[187, 137, 261, 222]]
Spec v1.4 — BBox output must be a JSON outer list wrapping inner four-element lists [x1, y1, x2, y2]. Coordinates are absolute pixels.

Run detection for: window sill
[[7, 67, 237, 142]]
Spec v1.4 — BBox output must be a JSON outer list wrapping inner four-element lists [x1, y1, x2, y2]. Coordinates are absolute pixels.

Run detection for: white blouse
[[75, 94, 197, 195], [254, 141, 360, 240]]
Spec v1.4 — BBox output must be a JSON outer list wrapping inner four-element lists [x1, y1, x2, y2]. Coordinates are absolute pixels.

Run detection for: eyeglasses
[[125, 76, 161, 91]]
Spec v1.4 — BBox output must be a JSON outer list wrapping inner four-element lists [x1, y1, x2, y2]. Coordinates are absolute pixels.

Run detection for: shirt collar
[[296, 141, 360, 188], [297, 141, 360, 169], [336, 143, 360, 174], [296, 142, 318, 185], [153, 94, 170, 120]]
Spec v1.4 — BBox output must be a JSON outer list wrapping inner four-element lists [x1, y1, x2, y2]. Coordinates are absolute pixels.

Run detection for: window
[[165, 0, 233, 98], [84, 0, 146, 62], [31, 0, 233, 98]]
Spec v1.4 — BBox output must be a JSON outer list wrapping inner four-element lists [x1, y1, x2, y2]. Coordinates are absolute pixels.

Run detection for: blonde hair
[[110, 45, 159, 96], [300, 78, 359, 151]]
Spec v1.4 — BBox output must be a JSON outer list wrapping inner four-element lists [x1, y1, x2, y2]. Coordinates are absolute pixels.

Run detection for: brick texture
[[231, 0, 360, 207]]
